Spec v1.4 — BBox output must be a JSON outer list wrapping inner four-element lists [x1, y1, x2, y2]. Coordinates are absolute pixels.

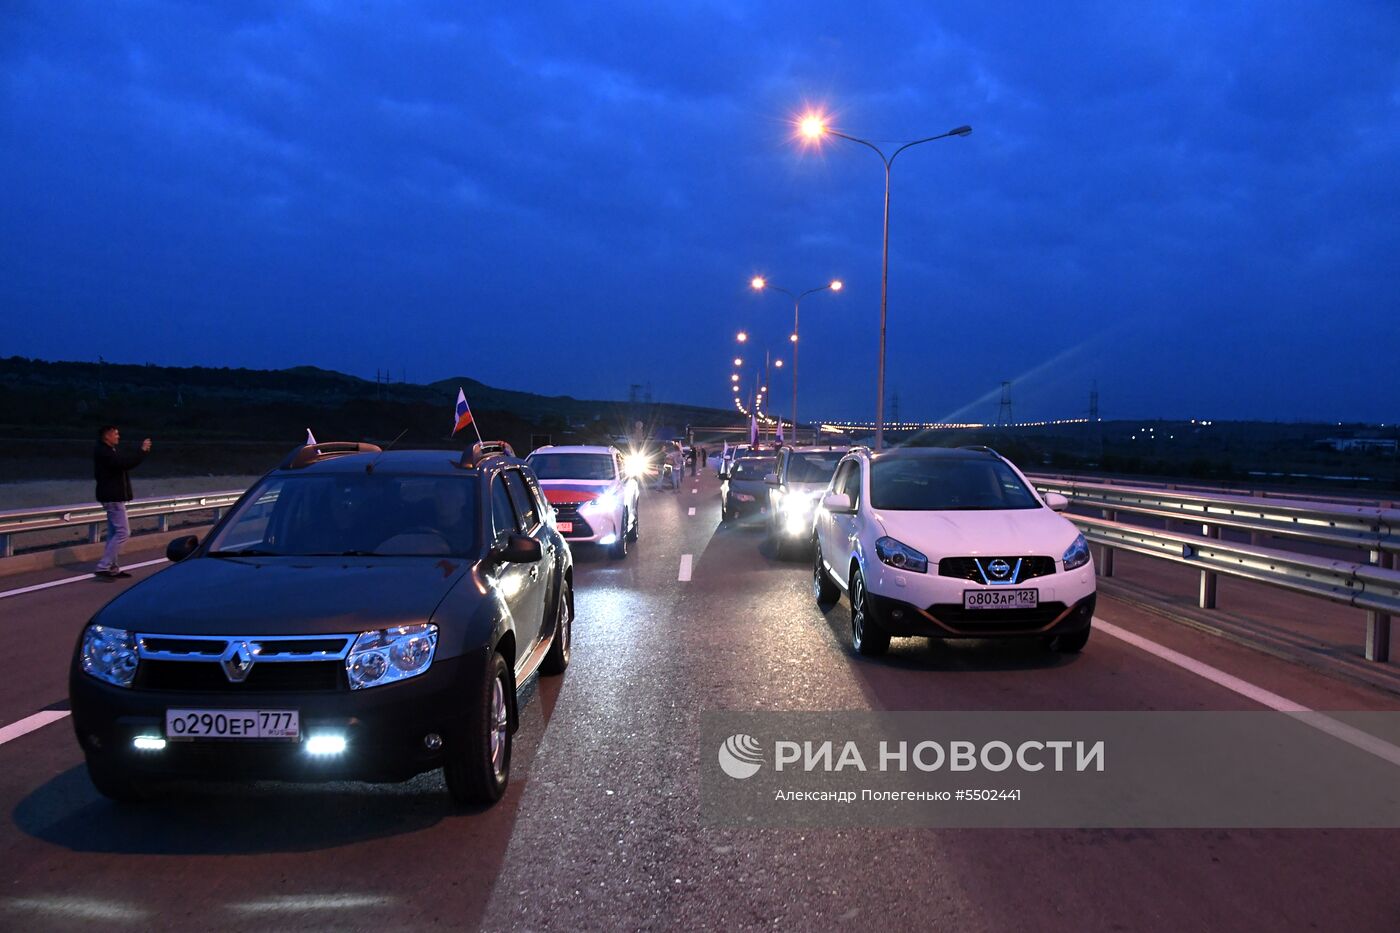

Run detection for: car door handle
[[529, 566, 539, 580]]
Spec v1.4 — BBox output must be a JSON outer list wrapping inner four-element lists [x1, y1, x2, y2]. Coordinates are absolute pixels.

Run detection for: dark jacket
[[94, 442, 146, 503]]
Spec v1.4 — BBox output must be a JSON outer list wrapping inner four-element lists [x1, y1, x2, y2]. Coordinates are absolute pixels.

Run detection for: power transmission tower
[[997, 381, 1013, 426]]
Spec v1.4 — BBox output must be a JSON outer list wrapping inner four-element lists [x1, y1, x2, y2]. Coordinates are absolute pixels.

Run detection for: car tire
[[812, 544, 839, 608], [608, 519, 628, 559], [849, 568, 890, 656], [1051, 626, 1091, 653], [626, 504, 639, 542], [85, 756, 154, 803], [541, 579, 572, 675], [771, 519, 789, 559], [444, 651, 512, 806]]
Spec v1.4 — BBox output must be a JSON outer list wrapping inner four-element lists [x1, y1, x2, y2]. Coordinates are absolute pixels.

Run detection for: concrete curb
[[0, 527, 211, 579], [1097, 577, 1400, 699]]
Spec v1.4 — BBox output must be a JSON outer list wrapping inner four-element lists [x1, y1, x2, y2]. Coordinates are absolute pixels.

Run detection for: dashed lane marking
[[0, 557, 167, 601], [0, 710, 70, 747], [678, 554, 693, 581], [688, 507, 696, 516], [1095, 616, 1400, 769]]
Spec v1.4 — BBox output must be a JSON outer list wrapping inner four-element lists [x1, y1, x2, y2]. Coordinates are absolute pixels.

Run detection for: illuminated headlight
[[875, 536, 928, 574], [623, 453, 651, 477], [346, 623, 438, 690], [782, 491, 818, 517], [582, 492, 620, 513], [1063, 533, 1091, 571], [306, 734, 347, 756], [80, 624, 138, 688]]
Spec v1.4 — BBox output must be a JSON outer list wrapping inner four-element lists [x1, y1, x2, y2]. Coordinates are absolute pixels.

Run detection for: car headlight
[[1063, 533, 1091, 571], [783, 491, 818, 516], [80, 624, 139, 688], [582, 492, 620, 513], [346, 623, 438, 690], [875, 536, 928, 574], [623, 453, 651, 477]]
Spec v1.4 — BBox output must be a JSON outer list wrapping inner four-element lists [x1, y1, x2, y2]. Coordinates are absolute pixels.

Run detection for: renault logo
[[220, 641, 257, 683], [987, 559, 1011, 579]]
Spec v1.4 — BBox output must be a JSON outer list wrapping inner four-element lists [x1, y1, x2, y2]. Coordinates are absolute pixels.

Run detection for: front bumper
[[864, 561, 1097, 638], [558, 509, 622, 544], [69, 650, 485, 784]]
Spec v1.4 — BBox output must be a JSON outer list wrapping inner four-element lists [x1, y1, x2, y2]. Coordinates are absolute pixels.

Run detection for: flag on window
[[776, 419, 785, 443], [305, 428, 317, 446], [453, 388, 475, 435], [749, 412, 758, 446]]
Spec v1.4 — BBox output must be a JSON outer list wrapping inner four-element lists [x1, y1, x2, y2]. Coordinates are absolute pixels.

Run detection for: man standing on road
[[93, 425, 151, 579]]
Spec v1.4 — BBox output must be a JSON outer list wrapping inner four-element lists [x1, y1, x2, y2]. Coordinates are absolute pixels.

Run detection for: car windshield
[[207, 473, 480, 556], [787, 452, 845, 484], [527, 453, 616, 480], [869, 457, 1041, 511], [731, 457, 776, 478]]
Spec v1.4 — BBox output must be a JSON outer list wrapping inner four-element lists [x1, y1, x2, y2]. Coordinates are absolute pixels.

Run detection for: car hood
[[538, 480, 613, 504], [95, 557, 474, 636], [871, 506, 1077, 558]]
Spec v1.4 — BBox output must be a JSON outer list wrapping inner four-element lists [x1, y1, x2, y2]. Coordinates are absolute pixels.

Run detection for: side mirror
[[822, 493, 854, 514], [497, 533, 542, 563], [1044, 492, 1070, 512], [763, 472, 779, 486], [166, 535, 200, 562]]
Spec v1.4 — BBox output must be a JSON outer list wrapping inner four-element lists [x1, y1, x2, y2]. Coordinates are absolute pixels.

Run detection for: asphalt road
[[1, 469, 1398, 931]]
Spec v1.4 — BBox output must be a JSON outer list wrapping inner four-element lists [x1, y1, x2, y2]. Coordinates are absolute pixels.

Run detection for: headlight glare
[[875, 536, 928, 574], [81, 624, 138, 688], [1063, 533, 1091, 570], [347, 624, 437, 689], [582, 492, 620, 513]]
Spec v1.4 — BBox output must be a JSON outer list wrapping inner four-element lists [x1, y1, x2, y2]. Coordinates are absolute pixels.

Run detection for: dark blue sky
[[3, 2, 1397, 423]]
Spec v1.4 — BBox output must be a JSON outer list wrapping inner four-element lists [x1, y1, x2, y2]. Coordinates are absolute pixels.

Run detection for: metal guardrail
[[0, 491, 245, 558], [1031, 478, 1400, 663]]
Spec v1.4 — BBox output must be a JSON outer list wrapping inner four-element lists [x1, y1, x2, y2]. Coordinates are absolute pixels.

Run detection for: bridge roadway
[[0, 470, 1398, 931]]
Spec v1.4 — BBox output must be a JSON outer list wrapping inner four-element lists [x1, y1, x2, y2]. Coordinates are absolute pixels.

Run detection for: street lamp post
[[751, 276, 842, 444], [799, 115, 970, 450]]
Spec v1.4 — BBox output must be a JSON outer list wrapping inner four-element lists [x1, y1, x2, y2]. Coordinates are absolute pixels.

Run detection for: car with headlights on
[[812, 446, 1095, 656], [526, 445, 639, 559], [70, 440, 573, 806], [721, 453, 777, 522], [764, 445, 848, 558]]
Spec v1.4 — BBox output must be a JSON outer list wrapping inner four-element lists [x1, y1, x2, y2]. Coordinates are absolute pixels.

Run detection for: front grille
[[136, 660, 345, 692], [938, 556, 1056, 584], [926, 601, 1069, 633], [551, 504, 594, 537]]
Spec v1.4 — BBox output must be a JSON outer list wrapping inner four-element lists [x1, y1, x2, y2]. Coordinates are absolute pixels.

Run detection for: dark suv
[[69, 440, 573, 806]]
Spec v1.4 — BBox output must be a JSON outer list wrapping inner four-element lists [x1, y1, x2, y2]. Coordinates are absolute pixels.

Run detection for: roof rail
[[279, 442, 383, 470], [459, 440, 516, 469], [958, 445, 1002, 457]]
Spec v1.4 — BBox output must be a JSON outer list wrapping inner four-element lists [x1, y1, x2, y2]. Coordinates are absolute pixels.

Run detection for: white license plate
[[963, 589, 1039, 610], [556, 521, 574, 533], [165, 709, 300, 741]]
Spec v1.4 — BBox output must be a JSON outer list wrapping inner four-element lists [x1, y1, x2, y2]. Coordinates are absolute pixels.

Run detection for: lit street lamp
[[751, 275, 842, 440], [799, 113, 970, 450]]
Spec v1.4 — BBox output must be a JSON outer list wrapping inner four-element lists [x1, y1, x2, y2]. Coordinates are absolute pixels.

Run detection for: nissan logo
[[987, 559, 1011, 579]]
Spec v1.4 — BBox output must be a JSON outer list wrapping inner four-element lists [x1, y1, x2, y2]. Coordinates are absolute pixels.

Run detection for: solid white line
[[1094, 617, 1400, 769], [678, 554, 693, 582], [688, 507, 696, 516], [0, 709, 70, 746], [0, 557, 167, 601]]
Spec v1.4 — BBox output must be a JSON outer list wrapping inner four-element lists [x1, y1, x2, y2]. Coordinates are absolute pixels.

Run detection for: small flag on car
[[453, 388, 484, 442], [305, 428, 317, 446]]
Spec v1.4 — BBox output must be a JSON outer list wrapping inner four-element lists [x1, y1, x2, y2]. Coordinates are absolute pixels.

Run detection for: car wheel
[[849, 569, 890, 656], [608, 519, 629, 560], [1051, 626, 1091, 653], [541, 579, 572, 675], [85, 755, 154, 803], [626, 504, 639, 542], [444, 651, 511, 806], [771, 518, 789, 559], [813, 544, 839, 608]]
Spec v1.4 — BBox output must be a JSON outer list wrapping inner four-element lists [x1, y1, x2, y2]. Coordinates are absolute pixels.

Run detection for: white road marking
[[0, 709, 70, 746], [691, 488, 698, 494], [678, 554, 693, 581], [1095, 617, 1400, 769], [0, 557, 167, 601], [688, 507, 696, 516]]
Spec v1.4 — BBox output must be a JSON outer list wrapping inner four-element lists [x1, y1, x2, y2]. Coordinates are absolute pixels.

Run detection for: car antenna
[[366, 428, 410, 474]]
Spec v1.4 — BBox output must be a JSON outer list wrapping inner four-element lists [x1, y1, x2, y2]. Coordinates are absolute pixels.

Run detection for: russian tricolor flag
[[453, 388, 475, 435]]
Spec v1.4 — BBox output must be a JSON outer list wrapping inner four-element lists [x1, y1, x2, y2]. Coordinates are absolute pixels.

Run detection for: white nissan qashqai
[[812, 446, 1095, 656], [526, 446, 640, 559]]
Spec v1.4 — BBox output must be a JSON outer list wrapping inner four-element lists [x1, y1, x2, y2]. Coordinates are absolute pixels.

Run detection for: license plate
[[963, 589, 1039, 610], [556, 521, 574, 533], [165, 709, 300, 741]]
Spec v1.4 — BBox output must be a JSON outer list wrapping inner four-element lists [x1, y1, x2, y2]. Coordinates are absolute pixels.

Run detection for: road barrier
[[0, 491, 245, 558], [1031, 477, 1400, 663]]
